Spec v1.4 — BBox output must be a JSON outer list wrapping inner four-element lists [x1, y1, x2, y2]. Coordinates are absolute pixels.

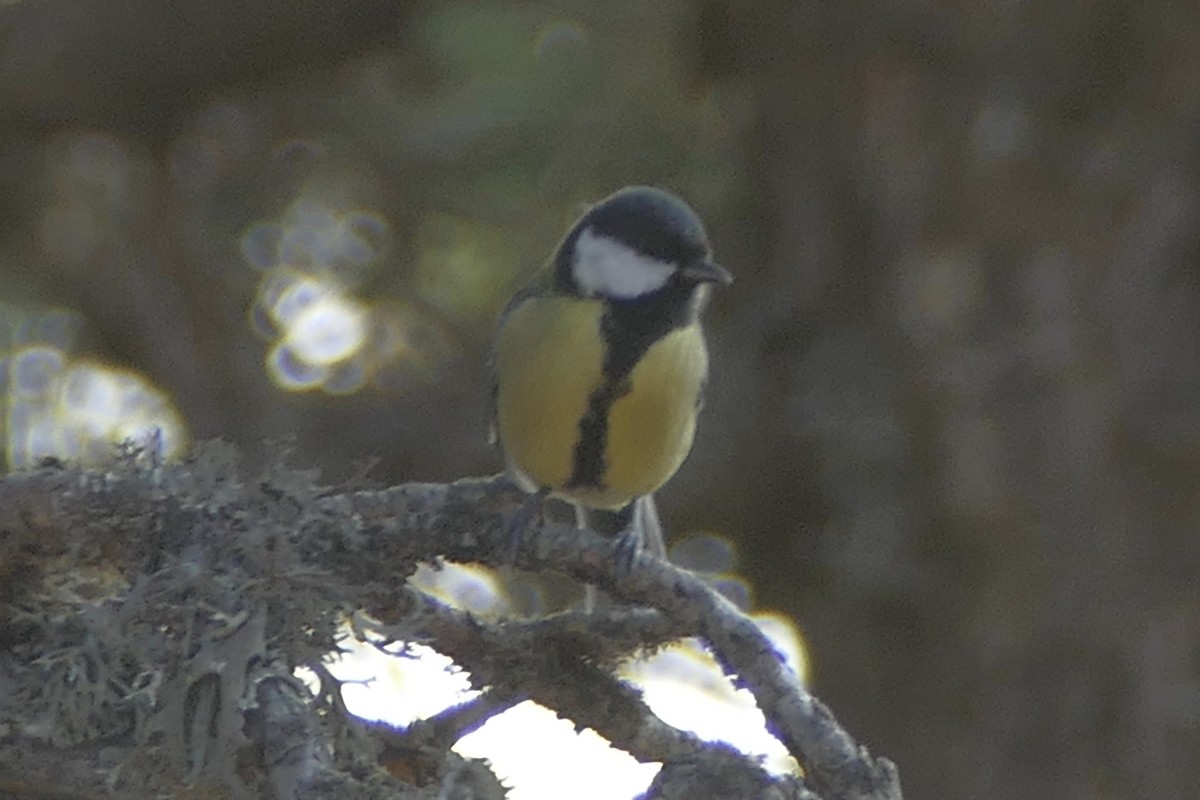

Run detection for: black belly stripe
[[566, 374, 631, 490], [565, 280, 704, 491]]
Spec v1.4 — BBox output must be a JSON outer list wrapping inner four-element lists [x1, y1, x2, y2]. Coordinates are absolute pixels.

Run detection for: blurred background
[[2, 1, 1199, 798]]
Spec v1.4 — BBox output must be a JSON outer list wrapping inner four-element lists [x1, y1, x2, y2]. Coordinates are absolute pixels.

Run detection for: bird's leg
[[637, 494, 668, 560], [506, 488, 549, 562], [575, 503, 601, 612], [613, 494, 667, 577], [613, 499, 642, 577]]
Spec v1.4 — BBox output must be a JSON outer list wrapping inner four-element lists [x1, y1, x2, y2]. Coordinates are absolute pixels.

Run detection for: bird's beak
[[681, 259, 733, 285]]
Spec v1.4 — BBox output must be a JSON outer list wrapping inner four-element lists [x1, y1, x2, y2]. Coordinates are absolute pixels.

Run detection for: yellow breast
[[495, 295, 708, 510], [496, 296, 606, 495]]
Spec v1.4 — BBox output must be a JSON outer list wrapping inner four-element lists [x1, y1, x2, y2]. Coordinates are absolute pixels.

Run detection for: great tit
[[492, 185, 731, 559]]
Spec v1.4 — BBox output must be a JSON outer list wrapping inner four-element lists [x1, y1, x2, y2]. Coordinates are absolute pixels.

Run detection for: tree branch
[[0, 444, 900, 799]]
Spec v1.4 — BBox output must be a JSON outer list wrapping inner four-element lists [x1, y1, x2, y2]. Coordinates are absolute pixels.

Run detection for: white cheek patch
[[572, 226, 675, 299]]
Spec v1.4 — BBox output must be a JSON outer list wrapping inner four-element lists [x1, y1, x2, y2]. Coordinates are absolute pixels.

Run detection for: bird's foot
[[612, 494, 670, 577], [506, 489, 548, 562], [613, 528, 644, 579]]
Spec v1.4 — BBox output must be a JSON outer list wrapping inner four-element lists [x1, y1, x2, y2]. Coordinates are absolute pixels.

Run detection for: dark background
[[2, 2, 1198, 798]]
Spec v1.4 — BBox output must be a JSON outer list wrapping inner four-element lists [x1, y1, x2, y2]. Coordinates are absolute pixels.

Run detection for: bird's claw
[[613, 528, 643, 579], [506, 489, 548, 562]]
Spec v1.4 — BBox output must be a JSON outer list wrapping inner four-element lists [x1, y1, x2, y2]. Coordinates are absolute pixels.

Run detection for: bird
[[491, 185, 731, 568]]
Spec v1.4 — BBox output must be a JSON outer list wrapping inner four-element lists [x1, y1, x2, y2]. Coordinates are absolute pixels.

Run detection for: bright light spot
[[408, 562, 511, 616], [243, 193, 414, 395], [284, 291, 368, 366], [456, 702, 660, 800], [323, 567, 515, 725], [268, 274, 329, 327], [56, 361, 186, 464], [2, 344, 187, 470], [59, 365, 126, 435], [328, 605, 810, 798], [256, 271, 372, 393], [754, 613, 810, 683], [333, 639, 479, 728], [327, 635, 660, 800], [620, 617, 809, 778], [266, 341, 329, 391]]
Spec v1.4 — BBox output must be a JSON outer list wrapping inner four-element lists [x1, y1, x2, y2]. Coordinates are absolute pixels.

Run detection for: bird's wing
[[486, 279, 549, 446]]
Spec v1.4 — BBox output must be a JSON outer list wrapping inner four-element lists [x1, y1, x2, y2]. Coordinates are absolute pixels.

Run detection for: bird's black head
[[552, 186, 732, 301]]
